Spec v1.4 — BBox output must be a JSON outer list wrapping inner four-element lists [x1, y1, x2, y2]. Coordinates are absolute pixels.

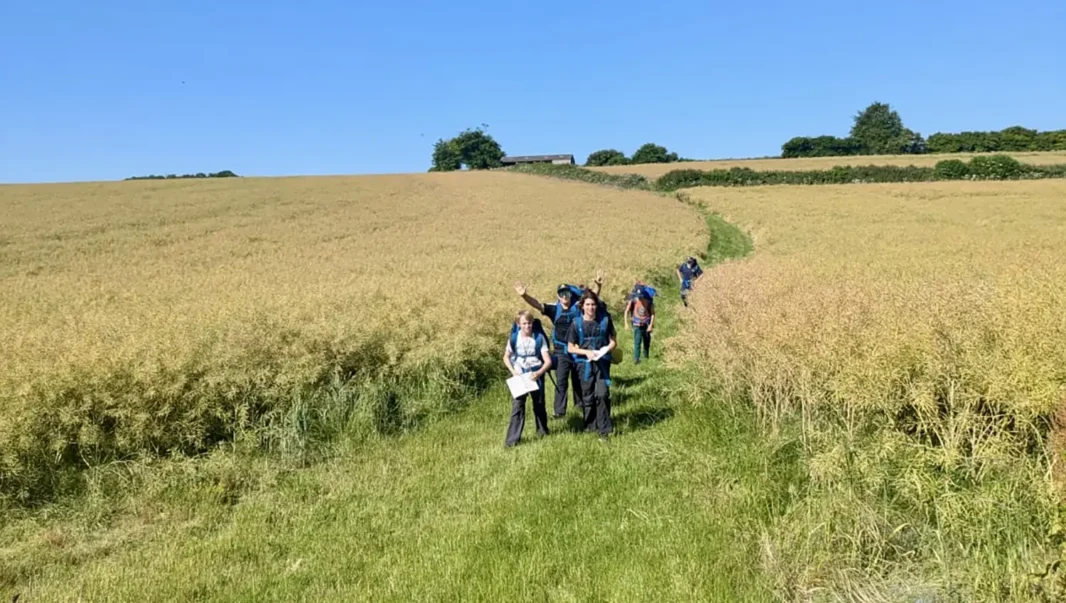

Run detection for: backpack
[[559, 283, 585, 299], [551, 303, 581, 351], [550, 284, 588, 351], [572, 306, 618, 385], [631, 284, 657, 300], [509, 318, 547, 366]]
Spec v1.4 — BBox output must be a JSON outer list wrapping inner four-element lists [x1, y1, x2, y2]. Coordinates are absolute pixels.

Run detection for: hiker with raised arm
[[624, 280, 657, 364], [567, 289, 617, 440], [503, 310, 554, 447], [677, 256, 704, 307], [514, 271, 604, 418]]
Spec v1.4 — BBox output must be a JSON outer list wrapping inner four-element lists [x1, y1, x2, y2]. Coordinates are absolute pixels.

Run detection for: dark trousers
[[505, 376, 548, 446], [633, 325, 651, 361], [552, 352, 583, 416], [578, 363, 613, 437]]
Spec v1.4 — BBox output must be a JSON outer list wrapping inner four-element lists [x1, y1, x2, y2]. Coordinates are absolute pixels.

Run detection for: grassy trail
[[6, 204, 783, 602]]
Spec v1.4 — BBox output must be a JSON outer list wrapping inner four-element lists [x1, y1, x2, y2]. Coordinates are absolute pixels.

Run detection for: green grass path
[[8, 207, 785, 602]]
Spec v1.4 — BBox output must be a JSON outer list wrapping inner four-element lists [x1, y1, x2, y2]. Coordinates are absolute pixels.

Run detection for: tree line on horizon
[[126, 170, 239, 181], [781, 102, 1066, 158], [427, 127, 689, 172], [427, 104, 1064, 172]]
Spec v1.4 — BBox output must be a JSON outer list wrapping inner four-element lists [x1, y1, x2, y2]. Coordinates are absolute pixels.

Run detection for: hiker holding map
[[503, 310, 554, 447], [567, 289, 618, 440], [513, 273, 603, 418]]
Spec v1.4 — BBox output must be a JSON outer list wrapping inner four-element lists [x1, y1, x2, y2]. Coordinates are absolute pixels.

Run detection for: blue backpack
[[572, 306, 614, 386], [549, 284, 586, 351], [552, 302, 583, 351], [509, 318, 548, 369], [631, 284, 657, 300]]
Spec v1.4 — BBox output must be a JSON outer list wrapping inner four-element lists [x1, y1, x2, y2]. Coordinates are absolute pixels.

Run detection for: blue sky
[[2, 0, 1063, 183]]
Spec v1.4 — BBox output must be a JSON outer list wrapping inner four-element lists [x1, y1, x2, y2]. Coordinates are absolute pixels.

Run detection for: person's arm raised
[[513, 282, 544, 314]]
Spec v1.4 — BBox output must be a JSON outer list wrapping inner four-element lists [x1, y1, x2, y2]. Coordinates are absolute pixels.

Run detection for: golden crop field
[[674, 180, 1066, 596], [0, 172, 704, 500], [679, 179, 1066, 433], [591, 151, 1066, 179]]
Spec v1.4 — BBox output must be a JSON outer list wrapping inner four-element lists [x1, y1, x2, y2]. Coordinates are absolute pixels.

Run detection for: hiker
[[567, 289, 617, 439], [624, 281, 656, 363], [677, 256, 704, 307], [503, 310, 554, 447], [514, 272, 603, 418]]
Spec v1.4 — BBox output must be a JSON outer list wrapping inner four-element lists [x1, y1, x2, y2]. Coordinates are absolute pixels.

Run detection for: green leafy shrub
[[655, 169, 707, 191], [969, 155, 1025, 180], [509, 163, 650, 189], [655, 165, 937, 190], [934, 159, 971, 180], [584, 149, 629, 166], [631, 143, 680, 164]]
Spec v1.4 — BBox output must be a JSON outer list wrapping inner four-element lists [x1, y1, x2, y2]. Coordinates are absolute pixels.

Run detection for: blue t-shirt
[[679, 263, 703, 284]]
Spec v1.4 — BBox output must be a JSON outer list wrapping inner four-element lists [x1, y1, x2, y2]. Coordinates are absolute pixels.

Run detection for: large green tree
[[849, 102, 925, 155], [630, 143, 679, 164], [584, 149, 629, 166], [429, 128, 505, 171]]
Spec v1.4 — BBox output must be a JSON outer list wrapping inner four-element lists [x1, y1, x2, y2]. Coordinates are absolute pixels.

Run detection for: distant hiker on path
[[503, 310, 553, 447], [514, 272, 604, 418], [567, 289, 617, 440], [678, 257, 704, 307], [624, 281, 656, 364]]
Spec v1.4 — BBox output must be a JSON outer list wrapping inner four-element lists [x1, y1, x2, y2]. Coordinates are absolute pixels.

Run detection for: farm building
[[500, 154, 575, 166]]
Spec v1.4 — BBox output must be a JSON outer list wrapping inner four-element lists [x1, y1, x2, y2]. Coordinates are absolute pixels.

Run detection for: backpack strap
[[508, 324, 518, 364], [573, 315, 613, 385]]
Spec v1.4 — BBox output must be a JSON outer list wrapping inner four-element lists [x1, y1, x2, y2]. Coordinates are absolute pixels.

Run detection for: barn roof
[[500, 154, 574, 163]]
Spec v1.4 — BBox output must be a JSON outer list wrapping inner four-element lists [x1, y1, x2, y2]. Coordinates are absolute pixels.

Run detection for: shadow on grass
[[564, 403, 676, 435], [616, 404, 675, 434], [610, 374, 647, 388], [610, 375, 658, 408]]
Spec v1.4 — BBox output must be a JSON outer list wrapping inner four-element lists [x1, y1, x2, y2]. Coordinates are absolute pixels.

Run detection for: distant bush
[[927, 127, 1066, 153], [934, 159, 971, 180], [1032, 164, 1066, 178], [509, 163, 650, 189], [584, 149, 630, 167], [631, 143, 680, 165], [127, 170, 238, 180], [654, 156, 1066, 190], [514, 156, 1066, 192], [656, 165, 937, 190], [781, 135, 862, 158], [968, 155, 1024, 180], [655, 169, 707, 190]]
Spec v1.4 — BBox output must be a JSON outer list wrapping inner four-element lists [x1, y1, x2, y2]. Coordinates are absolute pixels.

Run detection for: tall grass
[[677, 180, 1066, 599], [0, 173, 705, 505]]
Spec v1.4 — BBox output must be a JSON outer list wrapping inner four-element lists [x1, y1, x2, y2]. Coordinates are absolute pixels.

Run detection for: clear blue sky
[[2, 0, 1064, 183]]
